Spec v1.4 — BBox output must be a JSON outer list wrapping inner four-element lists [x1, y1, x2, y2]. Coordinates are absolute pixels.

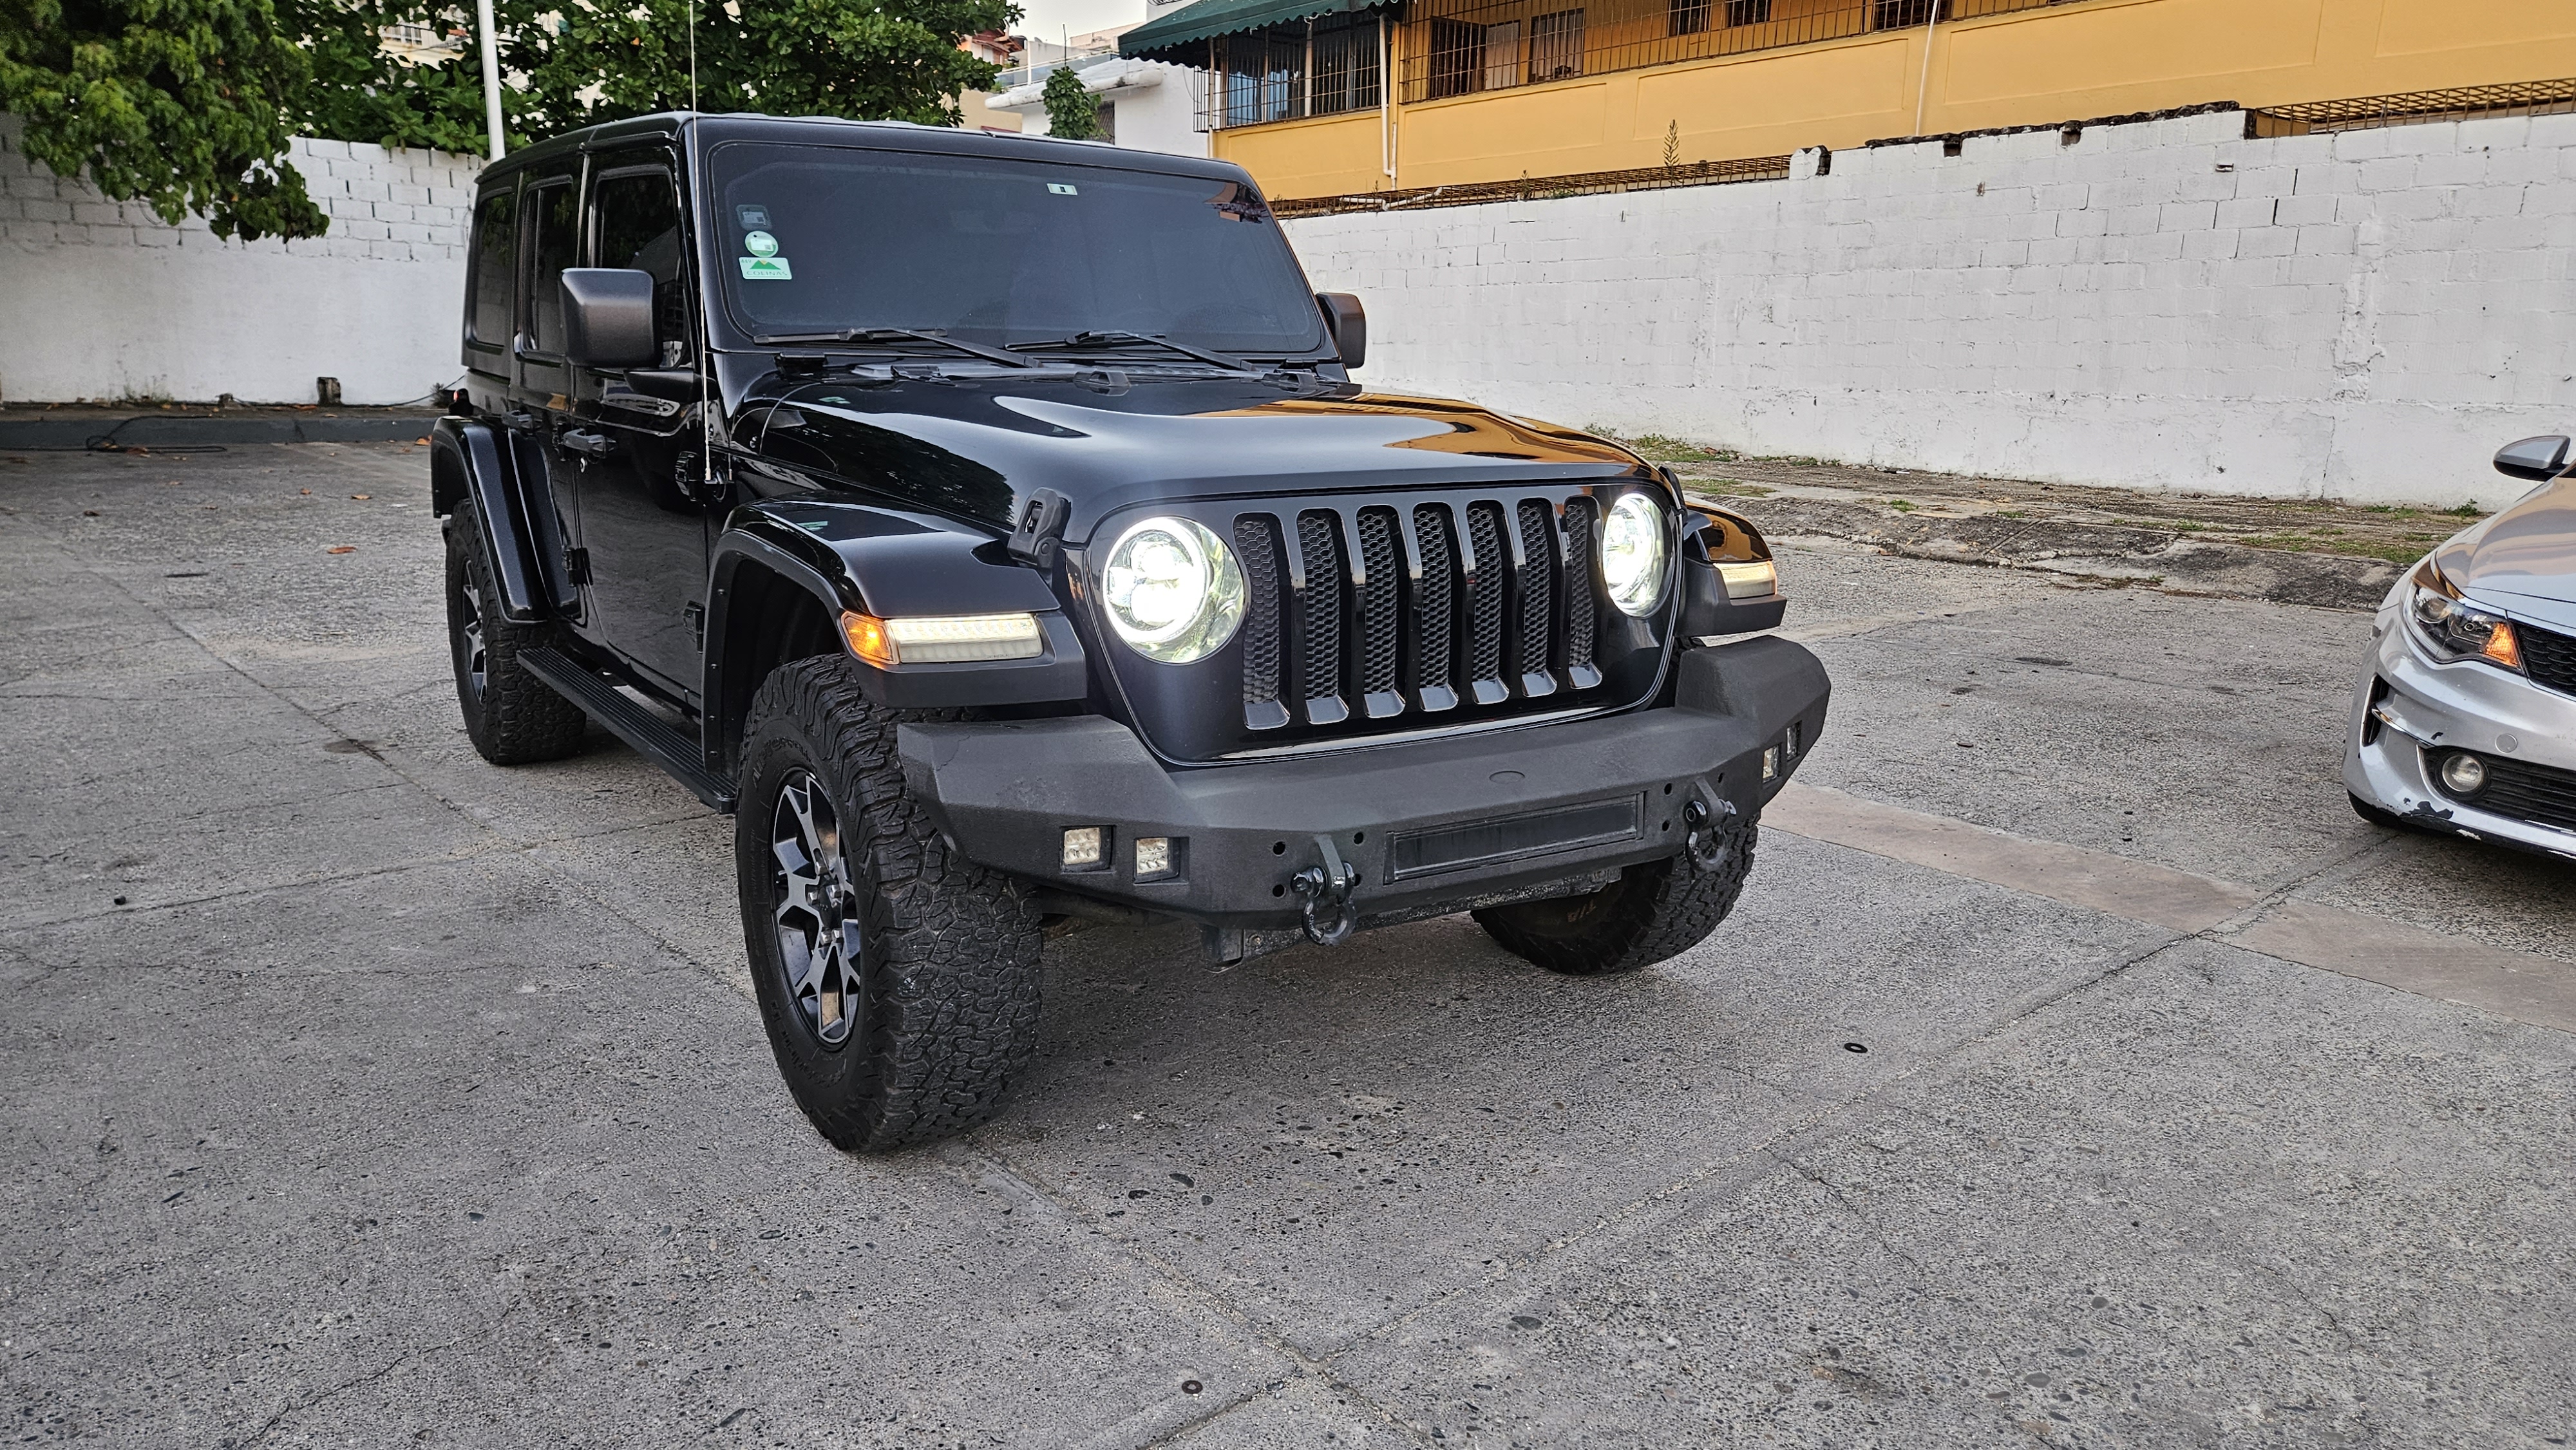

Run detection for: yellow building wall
[[1216, 110, 1390, 198], [1215, 0, 2576, 198]]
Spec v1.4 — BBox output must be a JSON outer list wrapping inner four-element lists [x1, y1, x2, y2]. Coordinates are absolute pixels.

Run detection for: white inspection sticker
[[739, 256, 793, 280], [1048, 182, 1078, 195]]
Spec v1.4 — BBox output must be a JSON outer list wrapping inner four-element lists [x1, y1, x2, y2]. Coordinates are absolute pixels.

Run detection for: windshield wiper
[[1004, 330, 1256, 373], [751, 327, 1038, 368]]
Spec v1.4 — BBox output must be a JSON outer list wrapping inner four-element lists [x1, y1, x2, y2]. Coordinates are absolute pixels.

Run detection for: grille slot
[[1356, 509, 1405, 718], [2523, 621, 2576, 697], [1515, 499, 1558, 697], [1411, 505, 1461, 712], [1559, 496, 1600, 688], [1296, 511, 1349, 725], [1235, 515, 1289, 731], [1464, 502, 1510, 705]]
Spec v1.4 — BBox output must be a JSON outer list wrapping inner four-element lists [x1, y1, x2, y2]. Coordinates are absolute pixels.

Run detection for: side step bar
[[520, 647, 737, 811]]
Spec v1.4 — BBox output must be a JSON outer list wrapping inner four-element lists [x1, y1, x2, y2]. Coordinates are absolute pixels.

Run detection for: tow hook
[[1290, 834, 1360, 946], [1683, 793, 1739, 871]]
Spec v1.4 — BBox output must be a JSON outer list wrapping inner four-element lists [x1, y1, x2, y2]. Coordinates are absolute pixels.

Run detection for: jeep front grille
[[1236, 491, 1630, 733], [1096, 484, 1672, 762]]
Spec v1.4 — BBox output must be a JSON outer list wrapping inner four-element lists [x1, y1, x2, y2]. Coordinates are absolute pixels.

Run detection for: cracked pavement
[[4, 442, 2572, 1447]]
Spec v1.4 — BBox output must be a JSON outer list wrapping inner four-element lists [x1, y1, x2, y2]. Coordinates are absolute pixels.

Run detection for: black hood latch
[[1005, 488, 1072, 571]]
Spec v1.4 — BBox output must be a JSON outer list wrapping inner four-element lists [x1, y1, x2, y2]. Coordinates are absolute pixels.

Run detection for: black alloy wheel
[[768, 768, 864, 1049], [442, 505, 588, 766], [454, 583, 489, 704]]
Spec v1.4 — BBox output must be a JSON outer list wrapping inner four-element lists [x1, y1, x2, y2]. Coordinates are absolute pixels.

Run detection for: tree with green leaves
[[278, 0, 492, 156], [1041, 62, 1098, 142], [2, 0, 1019, 240], [289, 0, 1024, 155], [0, 0, 328, 239]]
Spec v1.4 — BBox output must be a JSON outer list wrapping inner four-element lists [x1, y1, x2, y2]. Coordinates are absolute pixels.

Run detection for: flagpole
[[477, 0, 506, 159]]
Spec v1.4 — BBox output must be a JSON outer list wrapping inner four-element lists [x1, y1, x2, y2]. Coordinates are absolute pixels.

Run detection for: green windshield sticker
[[739, 256, 793, 280], [744, 230, 779, 258], [1048, 183, 1078, 195]]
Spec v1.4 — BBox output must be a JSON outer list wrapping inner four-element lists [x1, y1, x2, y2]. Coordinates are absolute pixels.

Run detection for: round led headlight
[[1600, 493, 1669, 617], [1101, 516, 1244, 664]]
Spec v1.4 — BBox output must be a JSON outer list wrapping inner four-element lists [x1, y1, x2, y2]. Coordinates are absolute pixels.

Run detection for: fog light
[[1762, 745, 1780, 782], [2438, 752, 2488, 797], [1062, 826, 1104, 868], [1135, 836, 1173, 878]]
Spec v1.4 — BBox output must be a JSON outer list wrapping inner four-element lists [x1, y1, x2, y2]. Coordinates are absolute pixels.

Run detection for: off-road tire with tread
[[1472, 816, 1757, 975], [445, 505, 589, 766], [735, 656, 1045, 1153]]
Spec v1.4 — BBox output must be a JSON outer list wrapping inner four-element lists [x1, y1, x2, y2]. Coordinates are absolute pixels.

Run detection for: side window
[[524, 181, 579, 356], [467, 189, 516, 345], [592, 168, 690, 368]]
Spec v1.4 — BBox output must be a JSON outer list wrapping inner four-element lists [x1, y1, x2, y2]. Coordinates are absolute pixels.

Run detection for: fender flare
[[705, 503, 1089, 772], [429, 417, 576, 623]]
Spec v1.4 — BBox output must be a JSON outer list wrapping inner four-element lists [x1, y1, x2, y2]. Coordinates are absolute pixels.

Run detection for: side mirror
[[2494, 435, 2571, 482], [561, 268, 659, 370], [1316, 292, 1366, 370]]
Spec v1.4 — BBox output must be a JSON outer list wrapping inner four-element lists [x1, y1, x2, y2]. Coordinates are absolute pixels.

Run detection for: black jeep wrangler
[[433, 112, 1829, 1152]]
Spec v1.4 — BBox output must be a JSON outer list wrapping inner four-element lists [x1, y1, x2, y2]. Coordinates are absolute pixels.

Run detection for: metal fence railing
[[1269, 152, 1790, 216], [1395, 0, 2083, 104], [2244, 77, 2576, 137], [1189, 13, 1390, 131]]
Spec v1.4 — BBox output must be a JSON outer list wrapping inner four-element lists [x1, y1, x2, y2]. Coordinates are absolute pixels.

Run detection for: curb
[[1706, 490, 2401, 612], [0, 413, 440, 451]]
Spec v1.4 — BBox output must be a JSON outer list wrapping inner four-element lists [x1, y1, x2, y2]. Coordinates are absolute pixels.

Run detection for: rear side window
[[524, 181, 579, 355], [592, 167, 690, 367], [468, 189, 516, 344]]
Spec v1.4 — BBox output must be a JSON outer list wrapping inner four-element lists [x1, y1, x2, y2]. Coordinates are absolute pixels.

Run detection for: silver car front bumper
[[2344, 594, 2576, 861]]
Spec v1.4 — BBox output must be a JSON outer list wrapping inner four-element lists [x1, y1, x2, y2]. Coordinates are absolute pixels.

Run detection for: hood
[[746, 370, 1655, 540], [2447, 475, 2576, 632]]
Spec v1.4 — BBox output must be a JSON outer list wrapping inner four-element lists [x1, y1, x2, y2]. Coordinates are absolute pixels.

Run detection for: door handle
[[560, 429, 616, 458]]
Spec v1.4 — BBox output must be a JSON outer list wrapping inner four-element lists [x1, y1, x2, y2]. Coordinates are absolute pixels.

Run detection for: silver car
[[2347, 435, 2576, 861]]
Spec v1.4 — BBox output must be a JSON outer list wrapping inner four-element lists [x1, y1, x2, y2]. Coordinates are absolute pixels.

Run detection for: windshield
[[707, 142, 1327, 358]]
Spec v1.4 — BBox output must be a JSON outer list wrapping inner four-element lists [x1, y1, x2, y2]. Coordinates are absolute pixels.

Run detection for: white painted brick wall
[[1289, 108, 2576, 507], [0, 117, 479, 404]]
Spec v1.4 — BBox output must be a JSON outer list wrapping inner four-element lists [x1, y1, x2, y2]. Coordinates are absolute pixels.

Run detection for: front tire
[[734, 657, 1044, 1153], [1472, 816, 1757, 975], [444, 507, 588, 766]]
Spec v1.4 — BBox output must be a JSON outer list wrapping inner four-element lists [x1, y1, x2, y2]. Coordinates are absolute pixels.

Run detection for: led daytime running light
[[841, 611, 1044, 666]]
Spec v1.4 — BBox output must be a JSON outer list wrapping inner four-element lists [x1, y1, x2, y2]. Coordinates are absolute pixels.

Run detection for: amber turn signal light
[[2483, 620, 2523, 670]]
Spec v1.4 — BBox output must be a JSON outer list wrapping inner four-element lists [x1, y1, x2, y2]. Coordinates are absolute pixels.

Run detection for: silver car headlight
[[2405, 560, 2523, 670], [1101, 516, 1244, 664], [1600, 493, 1669, 617]]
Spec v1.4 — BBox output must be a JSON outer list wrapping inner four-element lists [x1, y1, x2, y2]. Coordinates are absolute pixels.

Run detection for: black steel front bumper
[[896, 636, 1828, 948]]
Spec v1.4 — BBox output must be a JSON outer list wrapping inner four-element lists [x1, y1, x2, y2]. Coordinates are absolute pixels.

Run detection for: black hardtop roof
[[477, 111, 1253, 191]]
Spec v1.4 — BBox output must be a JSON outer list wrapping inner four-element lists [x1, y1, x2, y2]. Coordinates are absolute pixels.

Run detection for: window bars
[[1267, 152, 1790, 216], [2244, 77, 2576, 137], [1396, 0, 2101, 105], [1198, 12, 1386, 130]]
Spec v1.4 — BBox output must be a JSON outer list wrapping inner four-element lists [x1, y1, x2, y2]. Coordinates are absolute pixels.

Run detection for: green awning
[[1119, 0, 1383, 60]]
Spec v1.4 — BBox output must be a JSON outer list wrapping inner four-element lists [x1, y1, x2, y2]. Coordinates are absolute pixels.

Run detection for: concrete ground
[[5, 441, 2572, 1449]]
